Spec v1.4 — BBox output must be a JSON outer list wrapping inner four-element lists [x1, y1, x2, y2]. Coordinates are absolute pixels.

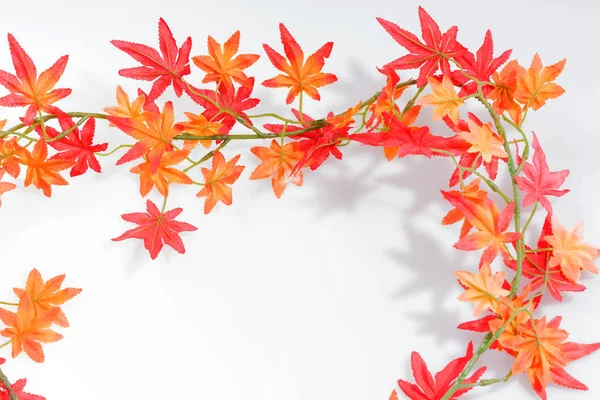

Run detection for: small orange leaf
[[197, 151, 244, 214], [455, 262, 509, 316], [18, 139, 74, 197], [249, 139, 304, 198], [130, 149, 193, 197]]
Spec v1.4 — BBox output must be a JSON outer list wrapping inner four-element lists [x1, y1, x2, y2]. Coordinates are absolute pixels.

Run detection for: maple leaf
[[502, 316, 600, 399], [0, 137, 22, 179], [0, 360, 45, 400], [197, 152, 245, 214], [262, 23, 337, 104], [187, 78, 260, 135], [442, 192, 521, 265], [503, 316, 569, 388], [487, 60, 522, 123], [441, 178, 488, 238], [365, 68, 407, 129], [350, 114, 449, 159], [454, 30, 512, 97], [0, 293, 62, 363], [192, 31, 259, 88], [107, 100, 181, 170], [266, 110, 349, 174], [418, 75, 464, 124], [111, 18, 192, 103], [249, 139, 304, 198], [17, 139, 74, 197], [455, 262, 509, 316], [377, 7, 466, 87], [35, 115, 108, 177], [130, 149, 193, 197], [174, 112, 223, 149], [544, 217, 599, 283], [397, 342, 486, 400], [0, 181, 15, 206], [0, 34, 71, 125], [103, 85, 147, 124], [458, 118, 508, 163], [514, 133, 569, 213], [504, 215, 585, 302], [13, 268, 81, 328], [488, 287, 539, 352], [442, 115, 502, 185], [112, 199, 197, 259], [514, 54, 566, 111]]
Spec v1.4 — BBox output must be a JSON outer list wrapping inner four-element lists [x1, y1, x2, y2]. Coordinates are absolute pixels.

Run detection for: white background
[[1, 0, 599, 399]]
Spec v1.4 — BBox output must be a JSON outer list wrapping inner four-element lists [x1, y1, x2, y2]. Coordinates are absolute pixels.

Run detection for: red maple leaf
[[0, 34, 71, 125], [111, 18, 192, 102], [514, 133, 569, 214], [350, 114, 450, 158], [264, 110, 349, 174], [504, 215, 585, 302], [112, 199, 197, 259], [442, 114, 503, 186], [377, 7, 466, 87], [397, 342, 486, 399], [35, 115, 108, 177], [187, 78, 260, 134], [453, 30, 512, 96]]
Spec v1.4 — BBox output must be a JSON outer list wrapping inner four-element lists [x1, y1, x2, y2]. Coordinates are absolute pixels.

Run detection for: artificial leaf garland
[[0, 7, 597, 400]]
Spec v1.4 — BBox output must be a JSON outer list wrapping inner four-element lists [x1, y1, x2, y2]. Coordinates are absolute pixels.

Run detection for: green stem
[[183, 139, 231, 173], [521, 201, 539, 236], [95, 144, 134, 157], [0, 302, 18, 307]]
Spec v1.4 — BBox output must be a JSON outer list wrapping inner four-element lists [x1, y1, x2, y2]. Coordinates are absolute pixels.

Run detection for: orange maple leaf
[[0, 293, 63, 363], [107, 100, 182, 171], [0, 137, 23, 178], [13, 268, 81, 328], [458, 119, 508, 163], [249, 139, 304, 198], [262, 23, 337, 104], [197, 151, 245, 214], [192, 31, 259, 88], [441, 178, 488, 238], [103, 85, 147, 124], [130, 149, 193, 197], [515, 54, 566, 111], [488, 286, 537, 351], [544, 217, 599, 283], [174, 112, 223, 149], [487, 59, 522, 123], [365, 68, 407, 129], [455, 262, 509, 316], [0, 34, 71, 125], [442, 192, 522, 265], [419, 75, 464, 124], [503, 316, 569, 388], [18, 139, 74, 197]]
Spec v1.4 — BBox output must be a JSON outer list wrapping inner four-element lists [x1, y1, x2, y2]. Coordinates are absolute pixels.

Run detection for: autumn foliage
[[0, 5, 598, 400]]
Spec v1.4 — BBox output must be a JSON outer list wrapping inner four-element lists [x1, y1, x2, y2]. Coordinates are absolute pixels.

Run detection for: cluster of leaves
[[0, 5, 598, 400], [0, 269, 81, 399]]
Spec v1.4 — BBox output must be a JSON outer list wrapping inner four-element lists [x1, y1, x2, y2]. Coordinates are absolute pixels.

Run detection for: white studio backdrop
[[0, 0, 599, 399]]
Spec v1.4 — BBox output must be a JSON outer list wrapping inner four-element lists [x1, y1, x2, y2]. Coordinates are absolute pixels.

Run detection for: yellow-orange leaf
[[515, 54, 566, 111], [103, 85, 147, 124], [545, 217, 599, 283], [419, 75, 463, 124], [455, 262, 509, 316], [459, 119, 508, 163]]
